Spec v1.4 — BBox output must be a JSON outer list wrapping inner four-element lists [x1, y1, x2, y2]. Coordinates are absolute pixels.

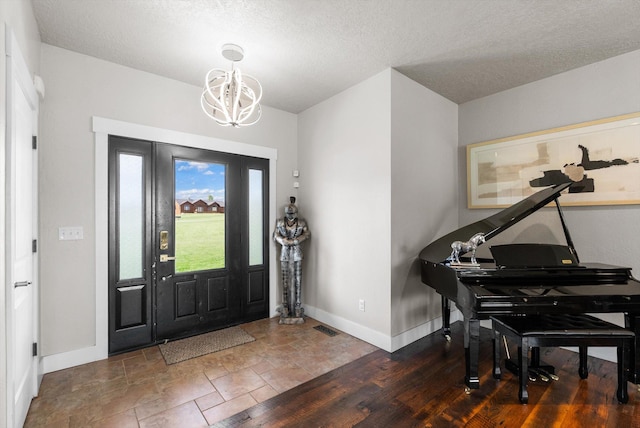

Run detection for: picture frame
[[467, 112, 640, 208]]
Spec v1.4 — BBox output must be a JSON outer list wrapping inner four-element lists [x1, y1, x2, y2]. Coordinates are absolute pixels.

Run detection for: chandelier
[[201, 44, 262, 127]]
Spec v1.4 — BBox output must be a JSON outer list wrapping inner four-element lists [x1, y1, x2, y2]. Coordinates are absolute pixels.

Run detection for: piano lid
[[419, 182, 572, 264]]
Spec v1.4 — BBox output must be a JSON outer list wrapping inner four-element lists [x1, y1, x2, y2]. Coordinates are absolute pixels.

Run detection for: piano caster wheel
[[464, 386, 472, 395], [445, 334, 452, 342]]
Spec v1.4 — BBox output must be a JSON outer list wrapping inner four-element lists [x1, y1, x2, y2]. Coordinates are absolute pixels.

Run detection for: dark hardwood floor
[[214, 321, 640, 427]]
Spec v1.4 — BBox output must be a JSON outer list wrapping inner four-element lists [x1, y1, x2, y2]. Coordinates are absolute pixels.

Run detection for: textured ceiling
[[31, 0, 640, 113]]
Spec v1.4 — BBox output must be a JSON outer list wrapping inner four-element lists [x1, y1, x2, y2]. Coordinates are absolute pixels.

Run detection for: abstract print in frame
[[467, 112, 640, 208]]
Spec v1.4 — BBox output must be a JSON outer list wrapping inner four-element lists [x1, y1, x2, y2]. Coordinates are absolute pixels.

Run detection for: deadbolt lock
[[160, 231, 169, 250]]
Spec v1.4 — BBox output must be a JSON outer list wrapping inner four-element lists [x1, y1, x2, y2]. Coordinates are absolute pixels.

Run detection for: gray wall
[[298, 69, 459, 350], [298, 70, 393, 345], [390, 69, 458, 338]]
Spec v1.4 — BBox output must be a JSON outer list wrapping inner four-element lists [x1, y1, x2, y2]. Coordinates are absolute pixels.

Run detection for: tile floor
[[24, 317, 378, 427]]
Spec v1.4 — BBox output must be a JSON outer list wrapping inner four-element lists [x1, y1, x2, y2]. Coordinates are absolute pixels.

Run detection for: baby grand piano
[[419, 182, 640, 390]]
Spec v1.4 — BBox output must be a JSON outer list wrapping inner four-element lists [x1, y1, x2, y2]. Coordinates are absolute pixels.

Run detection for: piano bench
[[491, 313, 634, 404]]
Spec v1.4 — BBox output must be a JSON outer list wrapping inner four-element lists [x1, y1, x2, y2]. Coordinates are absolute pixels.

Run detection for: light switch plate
[[59, 226, 84, 241]]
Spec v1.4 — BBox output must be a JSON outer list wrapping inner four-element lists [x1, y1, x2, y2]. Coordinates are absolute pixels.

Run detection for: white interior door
[[6, 26, 39, 428]]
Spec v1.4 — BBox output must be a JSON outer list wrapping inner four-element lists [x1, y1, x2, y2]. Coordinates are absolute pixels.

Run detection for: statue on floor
[[273, 196, 310, 324]]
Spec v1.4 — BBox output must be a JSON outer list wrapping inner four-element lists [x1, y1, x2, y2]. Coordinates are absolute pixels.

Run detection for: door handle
[[159, 254, 176, 262], [14, 281, 31, 288]]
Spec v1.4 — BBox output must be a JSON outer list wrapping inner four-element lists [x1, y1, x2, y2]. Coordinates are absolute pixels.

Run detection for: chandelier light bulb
[[201, 44, 262, 127]]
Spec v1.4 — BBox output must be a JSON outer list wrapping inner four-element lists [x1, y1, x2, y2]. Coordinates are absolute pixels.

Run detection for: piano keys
[[419, 182, 640, 390]]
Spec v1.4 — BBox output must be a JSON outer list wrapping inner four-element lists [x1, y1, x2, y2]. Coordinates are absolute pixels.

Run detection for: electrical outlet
[[358, 299, 365, 312]]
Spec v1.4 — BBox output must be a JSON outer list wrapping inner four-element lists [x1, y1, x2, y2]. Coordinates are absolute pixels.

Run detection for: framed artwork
[[467, 112, 640, 208]]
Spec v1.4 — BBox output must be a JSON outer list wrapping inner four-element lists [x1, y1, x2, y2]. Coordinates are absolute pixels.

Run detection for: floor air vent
[[314, 325, 338, 337]]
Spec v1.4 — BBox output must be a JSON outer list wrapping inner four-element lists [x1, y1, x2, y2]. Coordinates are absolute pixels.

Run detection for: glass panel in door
[[174, 160, 226, 273], [242, 159, 269, 319], [248, 169, 263, 266], [118, 154, 144, 280]]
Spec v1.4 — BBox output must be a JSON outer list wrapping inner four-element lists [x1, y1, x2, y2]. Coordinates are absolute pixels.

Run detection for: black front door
[[108, 136, 269, 354]]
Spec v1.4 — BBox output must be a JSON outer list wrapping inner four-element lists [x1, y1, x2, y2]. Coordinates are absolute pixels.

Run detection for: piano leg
[[530, 346, 540, 367], [517, 344, 529, 404], [492, 329, 502, 379], [464, 317, 481, 390], [442, 296, 451, 341], [618, 344, 630, 404], [624, 313, 640, 387]]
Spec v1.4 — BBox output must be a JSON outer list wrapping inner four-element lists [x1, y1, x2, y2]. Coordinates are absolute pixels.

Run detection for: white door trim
[[5, 24, 40, 428], [41, 117, 278, 373]]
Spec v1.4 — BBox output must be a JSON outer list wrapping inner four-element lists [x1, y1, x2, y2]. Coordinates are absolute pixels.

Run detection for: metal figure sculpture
[[273, 197, 310, 323], [449, 232, 485, 265]]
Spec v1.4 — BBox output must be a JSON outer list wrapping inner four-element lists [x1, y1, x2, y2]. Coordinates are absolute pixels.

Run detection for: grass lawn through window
[[175, 213, 225, 272]]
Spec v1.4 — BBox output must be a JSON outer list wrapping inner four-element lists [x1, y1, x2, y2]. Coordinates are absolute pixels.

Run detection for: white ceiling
[[31, 0, 640, 114]]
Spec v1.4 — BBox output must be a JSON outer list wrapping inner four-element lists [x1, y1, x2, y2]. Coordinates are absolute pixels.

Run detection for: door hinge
[[32, 239, 37, 253], [32, 342, 38, 357], [32, 135, 37, 150]]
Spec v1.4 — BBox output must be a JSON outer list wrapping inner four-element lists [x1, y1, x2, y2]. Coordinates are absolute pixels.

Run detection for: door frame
[[5, 25, 40, 428], [90, 117, 278, 364]]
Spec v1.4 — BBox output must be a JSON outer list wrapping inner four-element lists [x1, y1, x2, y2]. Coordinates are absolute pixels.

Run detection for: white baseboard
[[304, 305, 461, 353], [304, 305, 393, 351], [42, 345, 108, 374], [390, 308, 463, 352]]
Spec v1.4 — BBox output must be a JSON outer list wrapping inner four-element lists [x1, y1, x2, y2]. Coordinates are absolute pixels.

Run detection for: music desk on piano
[[419, 182, 640, 390]]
